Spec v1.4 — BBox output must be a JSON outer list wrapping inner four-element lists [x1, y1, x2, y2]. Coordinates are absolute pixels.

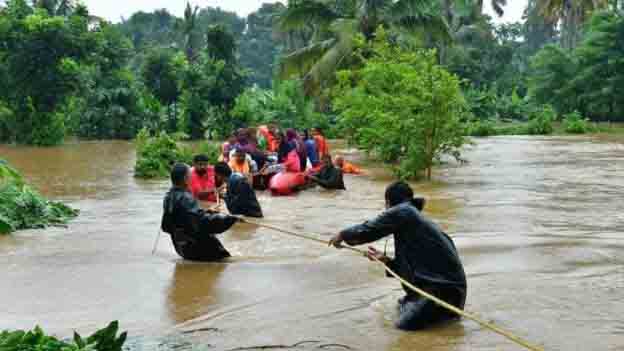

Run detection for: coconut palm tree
[[537, 0, 608, 48], [33, 0, 74, 16], [278, 0, 452, 97], [183, 2, 201, 63]]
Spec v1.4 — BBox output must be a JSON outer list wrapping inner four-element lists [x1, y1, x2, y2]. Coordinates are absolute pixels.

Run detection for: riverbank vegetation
[[0, 160, 78, 235], [1, 0, 624, 178], [0, 321, 126, 351]]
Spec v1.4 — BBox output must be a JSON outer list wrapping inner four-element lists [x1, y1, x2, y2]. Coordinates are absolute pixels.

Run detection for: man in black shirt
[[329, 181, 467, 330], [161, 163, 238, 261], [214, 162, 263, 218], [307, 154, 346, 190]]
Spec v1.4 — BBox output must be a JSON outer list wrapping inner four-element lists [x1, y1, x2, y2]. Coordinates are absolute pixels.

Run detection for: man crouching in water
[[161, 163, 239, 261], [329, 181, 467, 330]]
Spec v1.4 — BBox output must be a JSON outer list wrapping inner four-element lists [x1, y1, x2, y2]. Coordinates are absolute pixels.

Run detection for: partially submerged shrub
[[467, 119, 498, 137], [563, 110, 593, 134], [0, 321, 126, 351], [526, 105, 555, 135], [0, 160, 78, 235], [134, 129, 220, 179]]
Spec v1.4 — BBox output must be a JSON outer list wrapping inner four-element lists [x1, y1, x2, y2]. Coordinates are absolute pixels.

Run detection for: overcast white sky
[[77, 0, 527, 24]]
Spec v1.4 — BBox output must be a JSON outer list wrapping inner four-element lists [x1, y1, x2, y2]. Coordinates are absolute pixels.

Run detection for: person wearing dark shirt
[[214, 162, 263, 218], [329, 181, 467, 330], [161, 163, 239, 261], [307, 154, 345, 190], [303, 129, 319, 168]]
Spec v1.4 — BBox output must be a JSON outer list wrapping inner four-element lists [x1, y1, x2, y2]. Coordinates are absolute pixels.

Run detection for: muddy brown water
[[1, 137, 624, 351]]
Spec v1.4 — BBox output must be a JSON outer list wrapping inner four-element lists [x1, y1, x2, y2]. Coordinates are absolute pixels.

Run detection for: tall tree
[[0, 0, 96, 144], [141, 48, 186, 132], [278, 0, 451, 97], [538, 0, 608, 48], [183, 2, 200, 63], [240, 3, 286, 88]]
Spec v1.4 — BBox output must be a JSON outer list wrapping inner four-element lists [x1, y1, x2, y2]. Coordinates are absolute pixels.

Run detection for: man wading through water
[[329, 181, 467, 330], [161, 163, 239, 261]]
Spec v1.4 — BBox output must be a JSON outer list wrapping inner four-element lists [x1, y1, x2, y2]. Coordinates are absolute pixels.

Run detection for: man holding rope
[[329, 181, 467, 330], [161, 163, 239, 261]]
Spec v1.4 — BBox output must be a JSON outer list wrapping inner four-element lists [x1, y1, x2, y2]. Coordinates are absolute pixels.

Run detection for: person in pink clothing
[[188, 154, 217, 202], [276, 132, 301, 173]]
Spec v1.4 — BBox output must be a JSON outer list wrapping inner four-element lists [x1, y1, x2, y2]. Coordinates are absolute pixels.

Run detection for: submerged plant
[[0, 321, 127, 351], [134, 128, 220, 179], [0, 160, 78, 235]]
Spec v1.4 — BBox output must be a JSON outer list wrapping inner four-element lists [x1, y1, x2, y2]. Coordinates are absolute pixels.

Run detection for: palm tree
[[183, 2, 201, 63], [33, 0, 74, 16], [537, 0, 608, 48], [278, 0, 452, 97]]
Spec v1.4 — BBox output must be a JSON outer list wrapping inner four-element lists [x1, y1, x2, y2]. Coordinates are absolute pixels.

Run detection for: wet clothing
[[224, 173, 263, 218], [311, 165, 345, 190], [189, 167, 216, 202], [304, 139, 319, 167], [161, 187, 237, 261], [340, 200, 467, 330]]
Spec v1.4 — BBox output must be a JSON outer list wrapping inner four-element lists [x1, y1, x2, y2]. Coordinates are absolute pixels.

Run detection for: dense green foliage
[[529, 11, 624, 121], [134, 129, 220, 179], [333, 30, 468, 180], [232, 80, 329, 132], [0, 160, 78, 235], [0, 321, 126, 351]]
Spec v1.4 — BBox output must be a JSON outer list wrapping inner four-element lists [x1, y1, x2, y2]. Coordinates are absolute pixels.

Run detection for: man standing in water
[[214, 162, 263, 218], [329, 181, 467, 330], [161, 163, 239, 261]]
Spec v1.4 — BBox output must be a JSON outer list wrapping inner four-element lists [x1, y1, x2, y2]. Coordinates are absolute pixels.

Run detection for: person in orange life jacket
[[228, 148, 254, 185], [335, 155, 362, 175], [161, 163, 239, 261], [312, 127, 329, 158], [189, 154, 217, 202], [329, 181, 467, 331]]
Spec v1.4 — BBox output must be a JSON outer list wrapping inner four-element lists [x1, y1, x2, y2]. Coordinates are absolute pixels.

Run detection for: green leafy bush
[[333, 29, 469, 180], [0, 321, 126, 351], [0, 160, 78, 235], [563, 110, 593, 134], [526, 105, 555, 135], [134, 129, 220, 179], [466, 119, 498, 137]]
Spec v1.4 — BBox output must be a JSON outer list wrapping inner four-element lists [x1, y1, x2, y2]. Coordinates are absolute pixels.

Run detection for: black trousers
[[396, 287, 466, 330], [171, 234, 231, 262]]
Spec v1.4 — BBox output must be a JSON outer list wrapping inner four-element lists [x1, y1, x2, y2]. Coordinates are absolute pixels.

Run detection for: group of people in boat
[[219, 125, 362, 192], [160, 124, 466, 332]]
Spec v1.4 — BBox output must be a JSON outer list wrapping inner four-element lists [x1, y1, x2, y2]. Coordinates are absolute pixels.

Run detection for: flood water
[[1, 136, 624, 351]]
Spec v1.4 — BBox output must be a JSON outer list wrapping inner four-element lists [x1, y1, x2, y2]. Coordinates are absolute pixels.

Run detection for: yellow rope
[[237, 216, 545, 351]]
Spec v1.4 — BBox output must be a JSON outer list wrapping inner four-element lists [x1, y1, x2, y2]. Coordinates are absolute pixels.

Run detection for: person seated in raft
[[161, 163, 239, 261], [334, 155, 362, 175], [307, 154, 345, 190], [303, 129, 320, 169], [312, 127, 329, 159], [219, 134, 237, 162], [188, 154, 217, 202], [329, 181, 467, 331], [228, 148, 255, 186], [276, 132, 301, 173], [214, 162, 263, 218]]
